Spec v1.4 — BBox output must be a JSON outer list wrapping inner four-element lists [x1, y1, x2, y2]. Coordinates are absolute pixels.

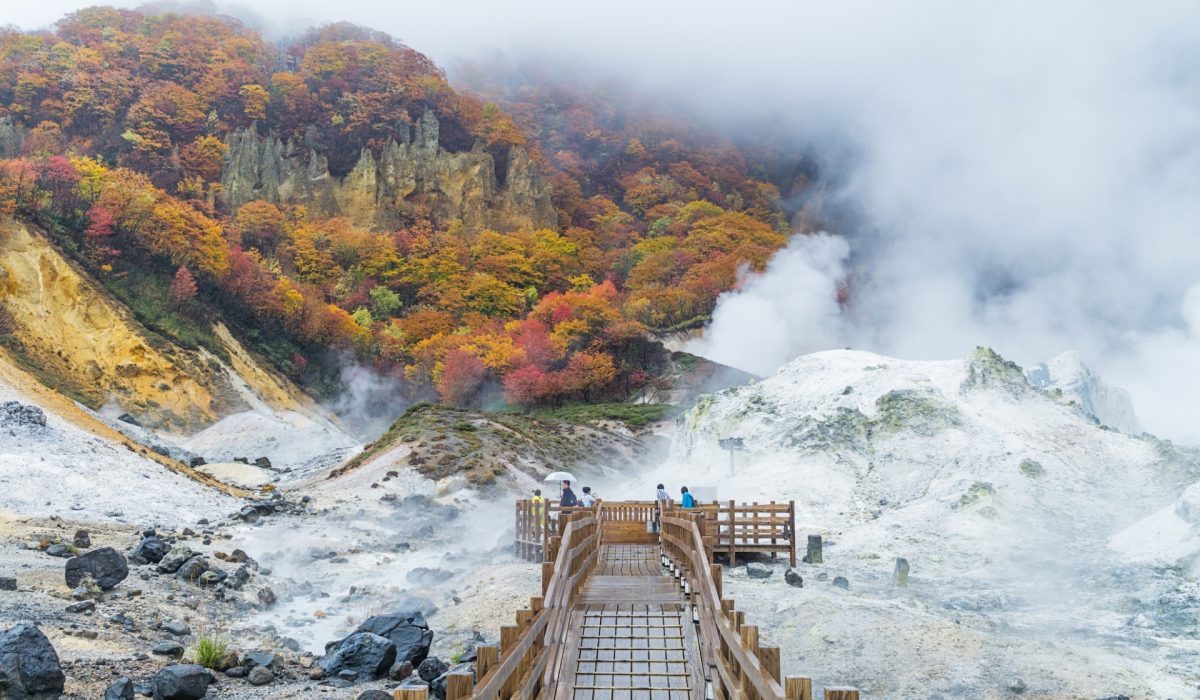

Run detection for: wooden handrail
[[661, 513, 789, 700], [473, 512, 598, 699]]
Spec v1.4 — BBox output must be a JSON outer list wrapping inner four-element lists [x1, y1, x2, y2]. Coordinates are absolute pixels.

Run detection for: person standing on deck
[[579, 486, 596, 508], [680, 486, 695, 508], [652, 483, 669, 532], [531, 488, 546, 526], [560, 480, 579, 508]]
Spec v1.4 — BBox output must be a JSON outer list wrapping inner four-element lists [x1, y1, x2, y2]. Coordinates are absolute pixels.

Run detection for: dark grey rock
[[66, 600, 96, 614], [105, 676, 134, 700], [131, 537, 169, 565], [73, 530, 91, 549], [161, 621, 191, 637], [45, 544, 72, 558], [1008, 677, 1028, 694], [745, 562, 773, 579], [242, 651, 281, 671], [833, 576, 850, 590], [0, 624, 65, 699], [65, 547, 128, 590], [357, 691, 393, 700], [247, 666, 274, 685], [784, 568, 803, 588], [319, 633, 397, 680], [337, 670, 358, 681], [350, 611, 432, 665], [0, 401, 46, 427], [257, 587, 276, 607], [0, 577, 16, 591], [804, 535, 823, 564], [197, 570, 226, 587], [254, 457, 272, 469], [152, 642, 185, 659], [417, 656, 448, 682], [388, 660, 414, 680], [152, 664, 212, 699], [223, 666, 247, 679], [175, 556, 210, 583], [156, 546, 194, 574], [228, 565, 251, 590]]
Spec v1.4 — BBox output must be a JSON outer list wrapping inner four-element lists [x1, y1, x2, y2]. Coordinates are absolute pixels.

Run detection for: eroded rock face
[[221, 110, 556, 233]]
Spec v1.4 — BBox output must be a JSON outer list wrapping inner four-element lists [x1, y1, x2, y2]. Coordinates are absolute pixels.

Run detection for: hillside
[[0, 7, 804, 414], [639, 347, 1200, 698]]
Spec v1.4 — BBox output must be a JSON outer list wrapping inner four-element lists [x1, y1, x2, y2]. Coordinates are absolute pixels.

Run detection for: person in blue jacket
[[680, 486, 695, 508]]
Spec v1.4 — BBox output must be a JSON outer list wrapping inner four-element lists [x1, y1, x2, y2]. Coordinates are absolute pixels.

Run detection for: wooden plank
[[444, 672, 473, 700], [393, 688, 428, 700]]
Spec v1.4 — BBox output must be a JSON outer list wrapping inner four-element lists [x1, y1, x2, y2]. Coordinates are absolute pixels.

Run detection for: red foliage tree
[[436, 349, 487, 406], [170, 265, 198, 305]]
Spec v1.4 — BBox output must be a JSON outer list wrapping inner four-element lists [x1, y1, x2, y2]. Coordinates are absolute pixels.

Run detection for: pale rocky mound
[[0, 354, 239, 527], [643, 347, 1200, 698], [1027, 350, 1143, 434]]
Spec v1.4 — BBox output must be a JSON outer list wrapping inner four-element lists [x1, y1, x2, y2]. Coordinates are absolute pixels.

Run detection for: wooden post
[[824, 689, 860, 700], [445, 672, 474, 700], [712, 564, 723, 599], [788, 501, 798, 566], [499, 625, 519, 655], [541, 562, 554, 595], [785, 677, 813, 700], [475, 645, 498, 679], [805, 535, 823, 564], [393, 688, 429, 700], [728, 500, 737, 565], [759, 646, 781, 683]]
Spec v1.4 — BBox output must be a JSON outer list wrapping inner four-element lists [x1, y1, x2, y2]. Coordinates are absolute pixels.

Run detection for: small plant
[[453, 422, 478, 432], [449, 646, 464, 664], [192, 636, 228, 670]]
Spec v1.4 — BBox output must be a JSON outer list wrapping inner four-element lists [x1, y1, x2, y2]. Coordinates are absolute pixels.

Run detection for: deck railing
[[516, 498, 796, 566], [660, 512, 858, 700]]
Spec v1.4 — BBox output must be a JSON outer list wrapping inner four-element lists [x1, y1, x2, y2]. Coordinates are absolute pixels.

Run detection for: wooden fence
[[516, 498, 796, 566]]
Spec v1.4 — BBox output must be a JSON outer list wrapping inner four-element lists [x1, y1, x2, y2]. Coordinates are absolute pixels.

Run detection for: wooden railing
[[660, 512, 859, 700], [458, 510, 599, 699], [516, 498, 796, 566]]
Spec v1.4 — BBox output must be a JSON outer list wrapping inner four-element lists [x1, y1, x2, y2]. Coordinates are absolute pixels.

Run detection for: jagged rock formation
[[0, 115, 25, 158], [1027, 351, 1143, 434], [222, 110, 557, 233]]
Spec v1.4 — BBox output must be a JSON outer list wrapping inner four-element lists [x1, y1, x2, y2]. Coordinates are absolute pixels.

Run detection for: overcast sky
[[12, 1, 1200, 442]]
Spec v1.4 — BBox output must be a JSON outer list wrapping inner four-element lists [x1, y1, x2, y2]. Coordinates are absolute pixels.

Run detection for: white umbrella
[[544, 471, 577, 483]]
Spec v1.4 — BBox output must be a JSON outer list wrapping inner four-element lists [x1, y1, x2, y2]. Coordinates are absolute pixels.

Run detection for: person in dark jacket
[[560, 480, 578, 507]]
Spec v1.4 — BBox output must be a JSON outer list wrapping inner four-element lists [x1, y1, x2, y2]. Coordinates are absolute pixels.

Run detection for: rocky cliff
[[0, 219, 314, 433], [222, 109, 557, 233]]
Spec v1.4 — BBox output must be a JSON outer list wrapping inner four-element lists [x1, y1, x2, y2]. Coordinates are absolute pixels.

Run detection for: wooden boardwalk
[[557, 544, 704, 700]]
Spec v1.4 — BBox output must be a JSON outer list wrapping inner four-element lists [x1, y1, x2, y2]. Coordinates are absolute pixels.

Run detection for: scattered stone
[[152, 642, 185, 659], [894, 558, 910, 587], [152, 664, 213, 700], [0, 401, 46, 427], [71, 576, 102, 601], [175, 556, 210, 583], [745, 562, 773, 579], [254, 457, 272, 469], [229, 565, 251, 590], [784, 568, 804, 588], [66, 600, 96, 614], [216, 651, 239, 672], [117, 413, 142, 427], [0, 624, 66, 698], [157, 546, 194, 574], [247, 666, 274, 685], [804, 535, 823, 564], [73, 529, 91, 549], [131, 536, 169, 565], [257, 587, 277, 608], [338, 670, 358, 681], [66, 546, 132, 591], [224, 666, 248, 679], [281, 637, 302, 652], [46, 543, 73, 558], [350, 611, 433, 665], [161, 620, 191, 637], [1019, 458, 1045, 478], [417, 656, 448, 682], [406, 567, 454, 586], [105, 676, 135, 700], [189, 457, 206, 468], [319, 632, 397, 680], [109, 613, 138, 632], [357, 691, 393, 700], [0, 577, 15, 591], [832, 576, 850, 590], [228, 549, 249, 564], [388, 660, 415, 680], [1008, 677, 1028, 694], [198, 571, 225, 587], [242, 651, 282, 671]]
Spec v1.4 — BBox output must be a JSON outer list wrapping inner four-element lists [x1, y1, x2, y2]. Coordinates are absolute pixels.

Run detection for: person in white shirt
[[579, 486, 596, 507]]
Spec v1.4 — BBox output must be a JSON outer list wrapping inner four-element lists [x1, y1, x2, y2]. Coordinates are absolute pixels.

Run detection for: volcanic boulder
[[64, 547, 128, 590], [319, 633, 397, 680], [0, 624, 66, 699]]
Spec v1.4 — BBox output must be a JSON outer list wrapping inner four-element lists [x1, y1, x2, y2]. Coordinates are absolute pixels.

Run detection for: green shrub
[[453, 422, 478, 432], [192, 636, 228, 670]]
